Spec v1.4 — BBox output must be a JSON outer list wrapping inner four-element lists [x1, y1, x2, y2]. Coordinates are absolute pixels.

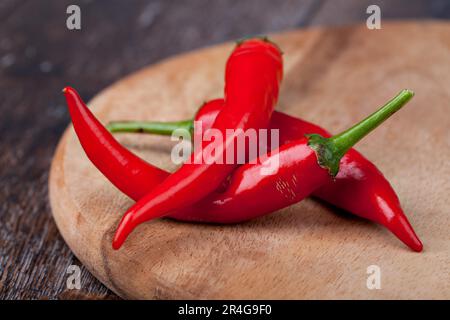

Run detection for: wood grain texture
[[0, 0, 324, 300], [2, 0, 450, 300], [49, 22, 450, 299]]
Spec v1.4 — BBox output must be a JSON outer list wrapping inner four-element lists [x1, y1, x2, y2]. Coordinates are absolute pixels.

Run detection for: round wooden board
[[49, 22, 450, 299]]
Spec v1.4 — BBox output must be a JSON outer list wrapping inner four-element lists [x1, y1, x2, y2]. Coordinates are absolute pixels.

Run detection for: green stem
[[331, 89, 414, 156], [106, 120, 193, 136], [307, 89, 414, 176], [106, 90, 414, 177]]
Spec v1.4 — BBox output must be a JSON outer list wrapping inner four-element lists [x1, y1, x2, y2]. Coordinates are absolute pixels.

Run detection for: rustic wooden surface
[[1, 0, 449, 300], [50, 22, 450, 299]]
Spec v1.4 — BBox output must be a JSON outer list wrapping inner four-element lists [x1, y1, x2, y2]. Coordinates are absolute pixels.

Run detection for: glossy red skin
[[112, 39, 283, 249], [171, 102, 422, 252], [63, 87, 168, 200], [314, 150, 421, 251], [173, 137, 330, 221], [64, 89, 422, 251]]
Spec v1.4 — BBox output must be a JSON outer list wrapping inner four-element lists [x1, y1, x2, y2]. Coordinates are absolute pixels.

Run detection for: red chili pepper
[[62, 87, 168, 201], [112, 38, 283, 250], [64, 87, 422, 251], [109, 97, 422, 252], [112, 90, 417, 250]]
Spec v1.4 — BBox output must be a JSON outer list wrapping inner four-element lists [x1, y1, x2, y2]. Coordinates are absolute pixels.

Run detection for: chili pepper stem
[[331, 89, 414, 156], [106, 120, 193, 136], [307, 89, 414, 176], [106, 90, 413, 178]]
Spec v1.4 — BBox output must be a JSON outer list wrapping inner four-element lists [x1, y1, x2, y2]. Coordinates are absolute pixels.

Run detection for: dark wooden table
[[1, 0, 448, 300]]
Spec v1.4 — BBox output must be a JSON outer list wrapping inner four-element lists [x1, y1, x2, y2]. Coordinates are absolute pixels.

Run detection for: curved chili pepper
[[170, 92, 416, 228], [112, 38, 283, 250], [109, 99, 422, 252], [64, 87, 422, 251], [112, 90, 416, 250], [62, 87, 168, 200]]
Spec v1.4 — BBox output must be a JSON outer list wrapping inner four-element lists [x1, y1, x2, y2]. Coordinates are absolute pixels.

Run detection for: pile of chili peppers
[[63, 37, 422, 252]]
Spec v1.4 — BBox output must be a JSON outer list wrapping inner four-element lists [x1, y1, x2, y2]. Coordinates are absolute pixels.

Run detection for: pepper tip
[[112, 230, 124, 250], [387, 214, 423, 252], [111, 212, 136, 250], [411, 238, 423, 252], [112, 239, 121, 250], [62, 86, 75, 95]]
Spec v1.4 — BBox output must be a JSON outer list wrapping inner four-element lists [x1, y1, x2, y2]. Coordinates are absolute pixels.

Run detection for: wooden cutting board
[[49, 22, 450, 299]]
